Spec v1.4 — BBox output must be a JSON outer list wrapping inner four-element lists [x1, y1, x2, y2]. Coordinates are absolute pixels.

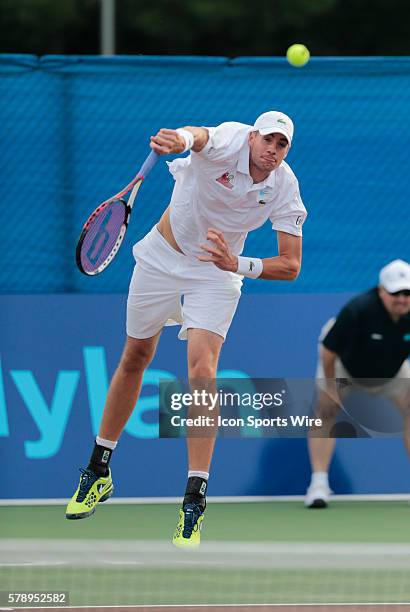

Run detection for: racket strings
[[80, 200, 127, 274], [84, 202, 110, 230]]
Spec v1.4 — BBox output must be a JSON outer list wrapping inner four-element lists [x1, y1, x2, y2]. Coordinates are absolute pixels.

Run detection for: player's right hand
[[150, 128, 186, 155]]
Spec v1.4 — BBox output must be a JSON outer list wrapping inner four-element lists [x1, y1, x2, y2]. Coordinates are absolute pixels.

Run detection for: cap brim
[[258, 126, 292, 145], [382, 281, 410, 293]]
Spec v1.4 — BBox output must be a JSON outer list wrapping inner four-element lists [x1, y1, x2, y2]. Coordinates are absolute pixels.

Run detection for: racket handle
[[138, 150, 159, 179]]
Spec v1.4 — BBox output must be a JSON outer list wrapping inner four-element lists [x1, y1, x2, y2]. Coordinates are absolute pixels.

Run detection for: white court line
[[0, 562, 68, 567], [4, 604, 410, 609], [2, 540, 410, 570], [1, 494, 410, 506]]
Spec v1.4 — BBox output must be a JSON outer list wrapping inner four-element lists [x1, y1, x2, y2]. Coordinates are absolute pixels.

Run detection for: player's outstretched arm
[[150, 127, 209, 155]]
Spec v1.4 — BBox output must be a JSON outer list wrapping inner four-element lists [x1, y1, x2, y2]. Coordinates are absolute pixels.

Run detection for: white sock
[[188, 470, 209, 480], [311, 471, 329, 487], [96, 436, 117, 450]]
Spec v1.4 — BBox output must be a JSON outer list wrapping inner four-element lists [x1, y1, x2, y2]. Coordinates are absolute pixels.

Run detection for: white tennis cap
[[379, 259, 410, 293], [253, 111, 294, 146]]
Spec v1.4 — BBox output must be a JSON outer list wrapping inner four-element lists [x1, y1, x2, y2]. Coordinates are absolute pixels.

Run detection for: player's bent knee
[[315, 403, 340, 422], [120, 340, 157, 373], [119, 354, 152, 374], [188, 363, 217, 380]]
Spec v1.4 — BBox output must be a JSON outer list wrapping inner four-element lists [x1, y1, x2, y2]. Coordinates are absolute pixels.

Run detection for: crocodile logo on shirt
[[216, 171, 235, 189], [258, 188, 270, 205]]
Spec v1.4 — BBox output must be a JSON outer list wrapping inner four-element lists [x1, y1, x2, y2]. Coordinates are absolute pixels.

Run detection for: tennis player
[[306, 259, 410, 508], [66, 111, 307, 546]]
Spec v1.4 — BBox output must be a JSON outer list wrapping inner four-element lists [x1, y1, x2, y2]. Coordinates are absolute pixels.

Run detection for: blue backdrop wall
[[1, 55, 410, 293]]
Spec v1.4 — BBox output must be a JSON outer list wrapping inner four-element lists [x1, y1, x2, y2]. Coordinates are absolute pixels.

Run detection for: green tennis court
[[2, 501, 410, 542], [1, 501, 410, 609]]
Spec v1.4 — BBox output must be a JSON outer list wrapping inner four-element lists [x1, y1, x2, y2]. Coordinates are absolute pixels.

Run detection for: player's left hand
[[198, 228, 238, 272]]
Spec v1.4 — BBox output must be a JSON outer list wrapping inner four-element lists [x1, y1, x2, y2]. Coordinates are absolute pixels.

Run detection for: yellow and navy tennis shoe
[[172, 502, 205, 548], [66, 468, 113, 520]]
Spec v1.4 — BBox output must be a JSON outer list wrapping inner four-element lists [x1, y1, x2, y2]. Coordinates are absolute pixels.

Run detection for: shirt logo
[[296, 215, 303, 225], [249, 261, 254, 271], [216, 171, 235, 189], [258, 188, 270, 205], [371, 333, 383, 340]]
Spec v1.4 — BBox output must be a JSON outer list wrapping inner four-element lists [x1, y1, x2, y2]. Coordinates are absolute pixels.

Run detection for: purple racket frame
[[76, 150, 159, 276]]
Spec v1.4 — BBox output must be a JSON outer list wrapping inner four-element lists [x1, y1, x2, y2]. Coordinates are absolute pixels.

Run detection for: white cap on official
[[379, 259, 410, 293], [253, 111, 294, 146]]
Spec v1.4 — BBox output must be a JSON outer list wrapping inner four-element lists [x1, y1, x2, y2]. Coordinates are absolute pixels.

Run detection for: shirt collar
[[237, 139, 276, 188], [237, 140, 251, 175]]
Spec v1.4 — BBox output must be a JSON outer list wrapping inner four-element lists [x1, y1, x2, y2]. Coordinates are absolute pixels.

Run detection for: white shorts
[[126, 226, 242, 341], [316, 318, 410, 400]]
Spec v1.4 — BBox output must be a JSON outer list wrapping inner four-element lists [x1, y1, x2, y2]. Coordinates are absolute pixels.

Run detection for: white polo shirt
[[168, 121, 307, 259]]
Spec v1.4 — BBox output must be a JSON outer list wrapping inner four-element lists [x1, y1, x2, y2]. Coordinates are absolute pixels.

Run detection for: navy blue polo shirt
[[323, 288, 410, 380]]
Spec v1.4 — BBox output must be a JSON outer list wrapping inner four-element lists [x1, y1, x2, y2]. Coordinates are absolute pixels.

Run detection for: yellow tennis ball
[[286, 44, 310, 67]]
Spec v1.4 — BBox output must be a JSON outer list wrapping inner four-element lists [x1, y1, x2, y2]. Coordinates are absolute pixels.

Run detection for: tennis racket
[[76, 150, 159, 275]]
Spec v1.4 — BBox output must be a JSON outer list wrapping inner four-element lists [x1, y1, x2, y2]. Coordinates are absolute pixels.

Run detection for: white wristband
[[236, 256, 263, 279], [176, 128, 195, 153]]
